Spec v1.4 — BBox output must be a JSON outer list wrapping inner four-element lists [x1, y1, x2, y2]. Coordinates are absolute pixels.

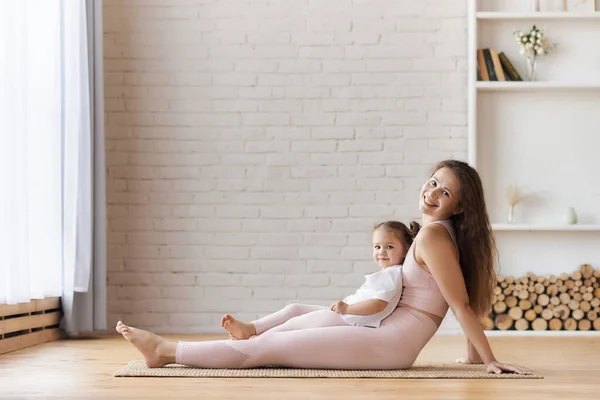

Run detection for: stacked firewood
[[482, 264, 600, 331]]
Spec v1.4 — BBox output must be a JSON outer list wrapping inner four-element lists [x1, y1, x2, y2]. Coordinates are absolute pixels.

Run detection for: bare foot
[[115, 321, 176, 368], [220, 314, 256, 340]]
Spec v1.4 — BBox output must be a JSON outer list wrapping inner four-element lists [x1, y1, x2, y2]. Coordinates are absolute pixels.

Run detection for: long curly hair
[[431, 160, 497, 317]]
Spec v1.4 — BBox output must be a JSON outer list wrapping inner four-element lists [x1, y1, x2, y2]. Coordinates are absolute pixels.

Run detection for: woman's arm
[[459, 338, 484, 364], [415, 225, 530, 374], [451, 302, 496, 364]]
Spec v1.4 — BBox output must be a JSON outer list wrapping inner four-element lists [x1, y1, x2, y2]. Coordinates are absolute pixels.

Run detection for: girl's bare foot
[[220, 314, 256, 340], [115, 321, 176, 368]]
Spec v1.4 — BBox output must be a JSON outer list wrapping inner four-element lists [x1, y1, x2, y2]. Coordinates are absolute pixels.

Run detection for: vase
[[564, 207, 578, 225], [508, 205, 515, 224], [532, 0, 540, 12], [527, 56, 537, 81]]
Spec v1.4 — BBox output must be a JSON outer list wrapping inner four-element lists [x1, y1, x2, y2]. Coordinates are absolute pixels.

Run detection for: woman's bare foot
[[115, 321, 176, 368], [220, 314, 256, 340]]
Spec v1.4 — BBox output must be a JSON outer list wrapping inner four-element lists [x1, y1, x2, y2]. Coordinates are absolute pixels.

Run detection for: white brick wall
[[104, 0, 468, 333]]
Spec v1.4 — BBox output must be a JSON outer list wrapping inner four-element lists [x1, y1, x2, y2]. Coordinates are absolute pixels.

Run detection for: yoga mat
[[114, 359, 543, 379]]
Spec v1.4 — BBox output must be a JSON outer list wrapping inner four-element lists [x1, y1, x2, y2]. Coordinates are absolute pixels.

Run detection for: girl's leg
[[252, 303, 326, 334], [222, 303, 325, 339], [258, 309, 348, 335]]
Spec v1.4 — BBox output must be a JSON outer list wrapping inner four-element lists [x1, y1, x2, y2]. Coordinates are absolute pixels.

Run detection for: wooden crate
[[0, 297, 63, 355]]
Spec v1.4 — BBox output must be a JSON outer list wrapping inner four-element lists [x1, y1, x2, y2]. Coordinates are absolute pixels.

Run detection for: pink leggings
[[252, 303, 348, 334], [176, 304, 440, 370]]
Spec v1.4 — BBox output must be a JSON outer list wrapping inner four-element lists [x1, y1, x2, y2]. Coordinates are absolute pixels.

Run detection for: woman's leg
[[177, 326, 384, 370], [179, 307, 440, 369], [116, 321, 178, 368], [222, 303, 325, 339], [117, 307, 440, 370]]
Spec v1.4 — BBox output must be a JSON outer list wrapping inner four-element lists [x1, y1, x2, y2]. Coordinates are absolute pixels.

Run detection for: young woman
[[116, 160, 530, 375]]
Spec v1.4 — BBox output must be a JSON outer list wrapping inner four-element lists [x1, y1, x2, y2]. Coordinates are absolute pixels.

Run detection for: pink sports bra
[[399, 219, 457, 318]]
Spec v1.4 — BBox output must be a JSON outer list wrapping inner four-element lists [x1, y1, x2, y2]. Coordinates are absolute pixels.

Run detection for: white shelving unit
[[477, 11, 600, 20], [450, 0, 600, 335], [468, 0, 600, 236], [477, 81, 600, 90], [492, 224, 600, 231]]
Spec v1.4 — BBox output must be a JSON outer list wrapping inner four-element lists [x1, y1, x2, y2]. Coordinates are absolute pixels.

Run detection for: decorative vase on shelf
[[527, 56, 537, 81], [532, 0, 540, 12], [507, 205, 516, 224], [564, 207, 578, 225]]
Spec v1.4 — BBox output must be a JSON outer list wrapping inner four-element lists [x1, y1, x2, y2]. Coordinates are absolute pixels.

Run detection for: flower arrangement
[[513, 25, 556, 81]]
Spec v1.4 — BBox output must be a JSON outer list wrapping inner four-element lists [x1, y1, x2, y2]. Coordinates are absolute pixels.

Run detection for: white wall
[[103, 0, 469, 333]]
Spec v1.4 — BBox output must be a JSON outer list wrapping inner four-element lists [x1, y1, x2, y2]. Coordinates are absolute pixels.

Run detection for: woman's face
[[419, 167, 462, 220]]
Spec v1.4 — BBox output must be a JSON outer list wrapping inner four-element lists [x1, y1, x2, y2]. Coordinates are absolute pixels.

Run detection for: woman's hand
[[330, 300, 348, 314], [486, 361, 531, 375]]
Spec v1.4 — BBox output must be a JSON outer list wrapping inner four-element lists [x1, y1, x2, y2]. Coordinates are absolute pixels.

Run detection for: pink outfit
[[252, 304, 347, 335], [176, 220, 454, 370], [399, 221, 454, 317]]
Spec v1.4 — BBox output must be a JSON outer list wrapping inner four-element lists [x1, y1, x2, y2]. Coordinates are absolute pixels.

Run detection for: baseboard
[[0, 297, 63, 355]]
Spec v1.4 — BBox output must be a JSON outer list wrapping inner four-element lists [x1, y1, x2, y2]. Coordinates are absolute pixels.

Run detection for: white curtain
[[66, 0, 107, 334], [0, 0, 106, 334], [0, 0, 63, 304]]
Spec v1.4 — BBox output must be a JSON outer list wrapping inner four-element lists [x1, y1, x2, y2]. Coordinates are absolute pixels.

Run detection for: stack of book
[[477, 48, 523, 81]]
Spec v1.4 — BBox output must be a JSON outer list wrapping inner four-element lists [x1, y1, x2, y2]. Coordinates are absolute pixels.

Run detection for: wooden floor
[[1, 333, 599, 399]]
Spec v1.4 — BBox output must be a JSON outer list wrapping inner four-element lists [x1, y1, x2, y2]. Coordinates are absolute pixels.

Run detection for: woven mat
[[114, 359, 542, 379]]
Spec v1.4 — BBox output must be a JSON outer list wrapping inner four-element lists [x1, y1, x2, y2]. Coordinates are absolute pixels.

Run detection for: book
[[477, 49, 490, 81], [482, 49, 497, 81], [498, 52, 523, 81], [490, 49, 506, 81]]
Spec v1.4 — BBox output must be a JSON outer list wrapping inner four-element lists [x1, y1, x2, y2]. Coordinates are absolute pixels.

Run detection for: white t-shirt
[[340, 265, 403, 328]]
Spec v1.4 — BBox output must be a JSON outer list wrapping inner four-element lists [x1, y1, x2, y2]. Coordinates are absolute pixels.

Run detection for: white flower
[[515, 25, 555, 59]]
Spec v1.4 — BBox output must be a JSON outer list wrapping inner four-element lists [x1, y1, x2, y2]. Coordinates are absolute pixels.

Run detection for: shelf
[[477, 12, 600, 20], [477, 82, 600, 91], [492, 224, 600, 232], [438, 329, 600, 337]]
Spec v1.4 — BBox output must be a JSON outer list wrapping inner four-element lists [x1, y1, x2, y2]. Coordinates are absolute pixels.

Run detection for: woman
[[116, 160, 530, 375]]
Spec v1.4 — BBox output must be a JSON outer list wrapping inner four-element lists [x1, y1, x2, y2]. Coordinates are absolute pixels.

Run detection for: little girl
[[221, 220, 421, 340]]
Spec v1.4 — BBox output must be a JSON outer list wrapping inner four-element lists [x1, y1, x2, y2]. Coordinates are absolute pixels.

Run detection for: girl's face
[[419, 167, 462, 220], [372, 229, 407, 269]]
